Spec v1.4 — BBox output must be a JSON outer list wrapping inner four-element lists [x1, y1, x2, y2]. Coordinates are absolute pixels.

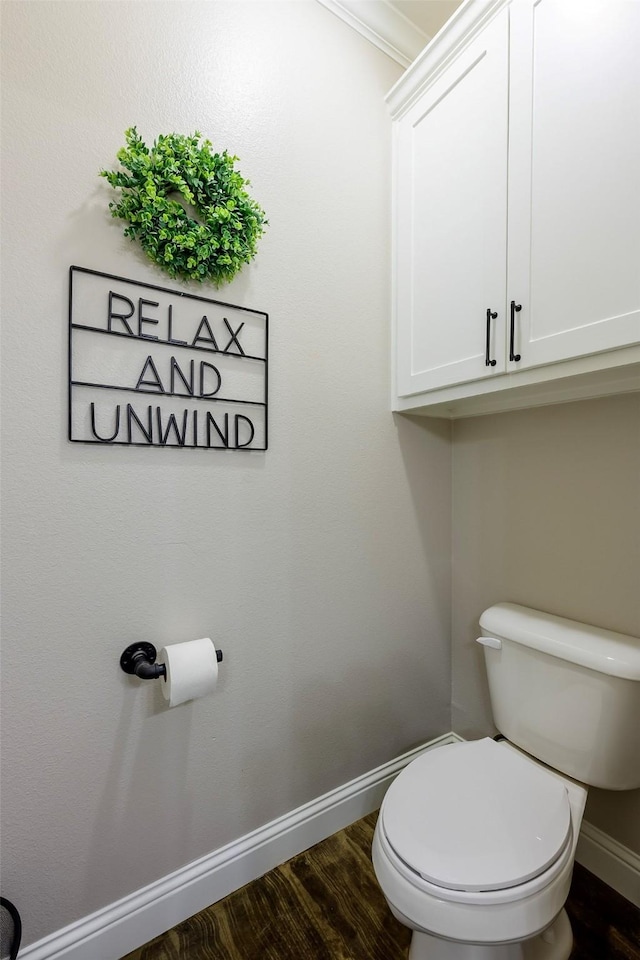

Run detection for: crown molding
[[315, 0, 429, 67], [385, 0, 505, 115]]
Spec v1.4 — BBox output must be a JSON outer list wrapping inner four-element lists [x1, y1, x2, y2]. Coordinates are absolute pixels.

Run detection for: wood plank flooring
[[122, 812, 640, 960]]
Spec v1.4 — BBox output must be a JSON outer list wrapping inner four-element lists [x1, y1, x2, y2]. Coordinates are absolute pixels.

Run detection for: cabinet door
[[395, 9, 509, 397], [508, 0, 640, 370]]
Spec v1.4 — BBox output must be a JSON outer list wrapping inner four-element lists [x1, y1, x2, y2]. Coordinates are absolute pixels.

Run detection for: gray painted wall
[[0, 2, 452, 946], [452, 394, 640, 853]]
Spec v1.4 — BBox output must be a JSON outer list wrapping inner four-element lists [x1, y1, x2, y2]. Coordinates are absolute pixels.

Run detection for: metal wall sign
[[68, 266, 268, 450]]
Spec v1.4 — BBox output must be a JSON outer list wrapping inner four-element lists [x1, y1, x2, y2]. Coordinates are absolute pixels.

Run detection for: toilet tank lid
[[480, 603, 640, 680]]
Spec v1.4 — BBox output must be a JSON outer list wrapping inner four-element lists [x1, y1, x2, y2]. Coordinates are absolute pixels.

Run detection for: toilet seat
[[381, 738, 572, 894]]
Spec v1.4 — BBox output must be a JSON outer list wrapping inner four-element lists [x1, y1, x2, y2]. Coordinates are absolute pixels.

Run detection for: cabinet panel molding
[[390, 0, 640, 417]]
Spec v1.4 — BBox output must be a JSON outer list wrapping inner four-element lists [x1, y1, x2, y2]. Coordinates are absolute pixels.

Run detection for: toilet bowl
[[372, 738, 586, 959], [371, 603, 640, 960]]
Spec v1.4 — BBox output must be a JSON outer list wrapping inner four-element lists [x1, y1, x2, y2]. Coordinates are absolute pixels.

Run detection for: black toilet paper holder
[[120, 642, 223, 681]]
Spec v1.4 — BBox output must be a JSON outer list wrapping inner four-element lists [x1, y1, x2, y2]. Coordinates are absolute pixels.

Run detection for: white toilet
[[372, 602, 640, 960]]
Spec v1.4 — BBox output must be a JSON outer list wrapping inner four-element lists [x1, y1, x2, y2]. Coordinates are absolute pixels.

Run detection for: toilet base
[[408, 909, 573, 960]]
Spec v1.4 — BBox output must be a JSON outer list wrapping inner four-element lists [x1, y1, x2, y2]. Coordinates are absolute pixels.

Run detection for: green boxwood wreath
[[100, 128, 267, 286]]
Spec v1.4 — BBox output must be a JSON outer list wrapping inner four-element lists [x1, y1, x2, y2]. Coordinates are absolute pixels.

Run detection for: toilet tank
[[478, 603, 640, 790]]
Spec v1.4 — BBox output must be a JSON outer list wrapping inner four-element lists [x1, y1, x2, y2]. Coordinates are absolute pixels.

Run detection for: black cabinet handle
[[510, 301, 522, 362], [485, 308, 497, 367]]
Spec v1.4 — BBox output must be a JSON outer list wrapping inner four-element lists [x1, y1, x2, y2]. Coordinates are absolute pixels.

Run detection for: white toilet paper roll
[[158, 637, 219, 707]]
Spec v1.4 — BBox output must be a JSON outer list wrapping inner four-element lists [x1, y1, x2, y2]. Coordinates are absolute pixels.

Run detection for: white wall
[[0, 2, 452, 947], [452, 394, 640, 853]]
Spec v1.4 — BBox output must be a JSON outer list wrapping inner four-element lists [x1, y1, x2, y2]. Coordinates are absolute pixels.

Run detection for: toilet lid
[[381, 739, 572, 892]]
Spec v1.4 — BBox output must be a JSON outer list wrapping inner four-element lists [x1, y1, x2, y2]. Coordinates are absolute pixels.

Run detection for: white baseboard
[[20, 733, 458, 960], [576, 820, 640, 908], [19, 731, 639, 960]]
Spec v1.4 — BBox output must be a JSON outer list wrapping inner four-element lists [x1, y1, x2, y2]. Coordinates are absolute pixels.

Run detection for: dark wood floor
[[122, 812, 640, 960]]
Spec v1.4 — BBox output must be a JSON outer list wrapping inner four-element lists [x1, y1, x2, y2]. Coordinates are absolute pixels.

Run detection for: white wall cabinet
[[390, 0, 640, 418]]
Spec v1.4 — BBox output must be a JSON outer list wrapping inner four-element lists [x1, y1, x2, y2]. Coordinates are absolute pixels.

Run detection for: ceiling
[[388, 0, 463, 41], [316, 0, 465, 67]]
